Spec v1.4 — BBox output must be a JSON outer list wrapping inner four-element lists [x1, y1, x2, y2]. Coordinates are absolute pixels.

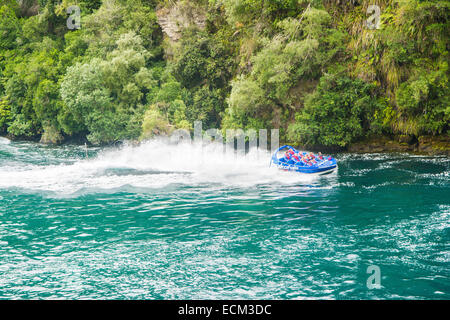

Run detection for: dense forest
[[0, 0, 448, 150]]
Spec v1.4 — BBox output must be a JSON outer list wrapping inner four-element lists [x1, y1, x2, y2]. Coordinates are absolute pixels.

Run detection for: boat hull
[[277, 164, 337, 175]]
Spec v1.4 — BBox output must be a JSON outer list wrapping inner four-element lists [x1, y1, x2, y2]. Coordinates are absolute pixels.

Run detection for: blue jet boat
[[271, 145, 337, 175]]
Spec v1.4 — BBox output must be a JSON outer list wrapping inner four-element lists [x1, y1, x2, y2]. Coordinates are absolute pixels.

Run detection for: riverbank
[[2, 134, 450, 156], [347, 135, 450, 156]]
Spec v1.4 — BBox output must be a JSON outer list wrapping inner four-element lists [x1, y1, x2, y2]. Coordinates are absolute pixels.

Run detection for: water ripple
[[0, 141, 449, 299]]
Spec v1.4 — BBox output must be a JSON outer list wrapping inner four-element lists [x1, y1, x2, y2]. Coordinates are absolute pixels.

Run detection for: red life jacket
[[293, 154, 300, 161]]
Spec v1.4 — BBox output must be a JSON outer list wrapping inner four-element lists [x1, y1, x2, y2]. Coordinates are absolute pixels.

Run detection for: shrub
[[141, 106, 172, 140], [288, 74, 383, 147]]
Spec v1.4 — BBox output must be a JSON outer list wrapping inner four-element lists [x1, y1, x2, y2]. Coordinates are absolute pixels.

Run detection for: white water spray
[[0, 139, 318, 194]]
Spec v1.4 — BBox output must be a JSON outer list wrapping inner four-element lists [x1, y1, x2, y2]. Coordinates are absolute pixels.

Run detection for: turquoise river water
[[0, 137, 448, 299]]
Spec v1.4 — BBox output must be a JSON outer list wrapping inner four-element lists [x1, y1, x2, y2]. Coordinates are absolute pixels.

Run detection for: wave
[[0, 137, 10, 145]]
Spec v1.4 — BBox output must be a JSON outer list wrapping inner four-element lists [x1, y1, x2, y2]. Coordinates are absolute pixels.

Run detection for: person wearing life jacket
[[284, 151, 292, 161], [318, 152, 324, 160], [299, 154, 306, 165], [292, 152, 300, 162]]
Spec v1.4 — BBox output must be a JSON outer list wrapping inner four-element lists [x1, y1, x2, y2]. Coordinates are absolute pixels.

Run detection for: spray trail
[[0, 139, 318, 194]]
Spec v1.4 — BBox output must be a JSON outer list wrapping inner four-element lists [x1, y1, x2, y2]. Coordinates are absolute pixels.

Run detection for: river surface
[[0, 137, 448, 299]]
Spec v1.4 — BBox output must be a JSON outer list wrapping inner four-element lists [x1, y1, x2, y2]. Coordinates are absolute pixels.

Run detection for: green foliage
[[0, 97, 12, 133], [0, 4, 21, 50], [347, 0, 449, 139], [225, 8, 346, 133], [396, 67, 449, 135], [33, 79, 61, 124], [60, 59, 108, 134], [173, 29, 234, 89], [141, 106, 172, 139], [0, 0, 447, 147], [217, 0, 307, 28], [40, 122, 63, 144], [59, 31, 157, 144], [157, 28, 235, 129], [7, 113, 35, 137], [288, 74, 384, 147]]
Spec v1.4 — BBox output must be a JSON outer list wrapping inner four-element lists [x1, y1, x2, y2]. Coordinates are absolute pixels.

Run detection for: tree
[[60, 58, 112, 139], [0, 97, 12, 134], [60, 32, 156, 144], [0, 3, 21, 50]]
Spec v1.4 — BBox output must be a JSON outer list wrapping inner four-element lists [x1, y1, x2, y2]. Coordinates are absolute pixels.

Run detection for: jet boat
[[271, 145, 337, 175]]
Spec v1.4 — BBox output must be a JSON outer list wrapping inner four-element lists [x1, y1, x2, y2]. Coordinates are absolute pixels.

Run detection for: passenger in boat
[[284, 151, 292, 161], [300, 155, 306, 165], [318, 152, 324, 160], [285, 151, 298, 165], [287, 151, 297, 163]]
